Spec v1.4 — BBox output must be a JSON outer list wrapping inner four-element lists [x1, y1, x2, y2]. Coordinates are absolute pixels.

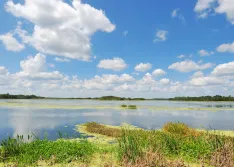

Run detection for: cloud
[[194, 0, 215, 18], [168, 60, 214, 72], [5, 0, 115, 61], [171, 8, 185, 22], [135, 63, 152, 72], [211, 61, 234, 76], [0, 33, 24, 52], [160, 78, 170, 85], [216, 42, 234, 53], [189, 76, 225, 86], [123, 30, 128, 36], [97, 57, 127, 71], [177, 54, 186, 59], [0, 67, 8, 75], [215, 0, 234, 25], [198, 49, 214, 56], [20, 53, 46, 74], [191, 71, 204, 78], [55, 57, 70, 62], [194, 0, 234, 24], [194, 0, 216, 12], [154, 30, 168, 42], [152, 69, 166, 77]]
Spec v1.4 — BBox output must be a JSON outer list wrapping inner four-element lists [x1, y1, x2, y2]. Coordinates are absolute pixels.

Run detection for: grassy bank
[[1, 122, 234, 166], [80, 122, 234, 167]]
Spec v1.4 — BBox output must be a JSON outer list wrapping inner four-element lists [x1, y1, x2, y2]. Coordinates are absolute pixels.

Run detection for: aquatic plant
[[128, 105, 137, 109], [121, 104, 127, 108], [120, 104, 137, 109]]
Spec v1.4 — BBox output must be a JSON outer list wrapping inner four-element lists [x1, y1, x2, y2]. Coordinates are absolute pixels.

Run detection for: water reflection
[[0, 100, 233, 141]]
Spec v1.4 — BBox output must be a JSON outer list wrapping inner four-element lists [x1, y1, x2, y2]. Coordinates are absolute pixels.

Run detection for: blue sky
[[0, 0, 234, 98]]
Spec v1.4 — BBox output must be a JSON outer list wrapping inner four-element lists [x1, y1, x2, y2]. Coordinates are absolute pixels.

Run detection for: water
[[0, 99, 233, 141]]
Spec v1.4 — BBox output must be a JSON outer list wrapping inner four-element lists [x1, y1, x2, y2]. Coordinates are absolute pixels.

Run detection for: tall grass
[[117, 122, 234, 166]]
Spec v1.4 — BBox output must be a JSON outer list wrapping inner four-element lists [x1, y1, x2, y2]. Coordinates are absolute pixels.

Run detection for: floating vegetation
[[120, 104, 137, 109], [121, 104, 127, 108], [205, 104, 234, 108], [128, 105, 137, 109]]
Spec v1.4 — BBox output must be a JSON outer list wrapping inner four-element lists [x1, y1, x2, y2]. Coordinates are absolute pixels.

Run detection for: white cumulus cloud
[[152, 69, 166, 77], [160, 78, 170, 85], [211, 61, 234, 76], [135, 63, 152, 72], [168, 60, 214, 72], [215, 0, 234, 25], [216, 42, 234, 53], [0, 33, 24, 52], [189, 76, 225, 86], [97, 57, 127, 71], [5, 0, 115, 61]]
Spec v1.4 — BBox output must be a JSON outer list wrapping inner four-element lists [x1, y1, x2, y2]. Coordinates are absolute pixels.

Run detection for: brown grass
[[210, 143, 234, 167], [122, 151, 188, 167], [85, 122, 122, 138]]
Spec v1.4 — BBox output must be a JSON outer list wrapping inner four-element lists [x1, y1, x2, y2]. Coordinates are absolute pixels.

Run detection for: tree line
[[169, 95, 234, 101], [0, 94, 44, 99]]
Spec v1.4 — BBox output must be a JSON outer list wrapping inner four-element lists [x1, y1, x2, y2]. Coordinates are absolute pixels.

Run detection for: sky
[[0, 0, 234, 98]]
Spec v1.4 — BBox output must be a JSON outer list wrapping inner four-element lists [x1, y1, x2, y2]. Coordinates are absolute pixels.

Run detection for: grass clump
[[0, 135, 96, 166], [163, 122, 202, 137]]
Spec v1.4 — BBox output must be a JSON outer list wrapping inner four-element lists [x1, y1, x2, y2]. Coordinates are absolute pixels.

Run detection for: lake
[[0, 99, 233, 141]]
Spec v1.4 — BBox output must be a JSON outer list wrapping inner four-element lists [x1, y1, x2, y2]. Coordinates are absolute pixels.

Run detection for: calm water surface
[[0, 99, 233, 141]]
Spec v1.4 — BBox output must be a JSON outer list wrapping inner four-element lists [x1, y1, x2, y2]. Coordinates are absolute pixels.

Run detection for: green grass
[[0, 135, 96, 166]]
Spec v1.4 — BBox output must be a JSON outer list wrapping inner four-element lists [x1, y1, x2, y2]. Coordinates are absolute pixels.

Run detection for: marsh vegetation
[[1, 122, 233, 166]]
